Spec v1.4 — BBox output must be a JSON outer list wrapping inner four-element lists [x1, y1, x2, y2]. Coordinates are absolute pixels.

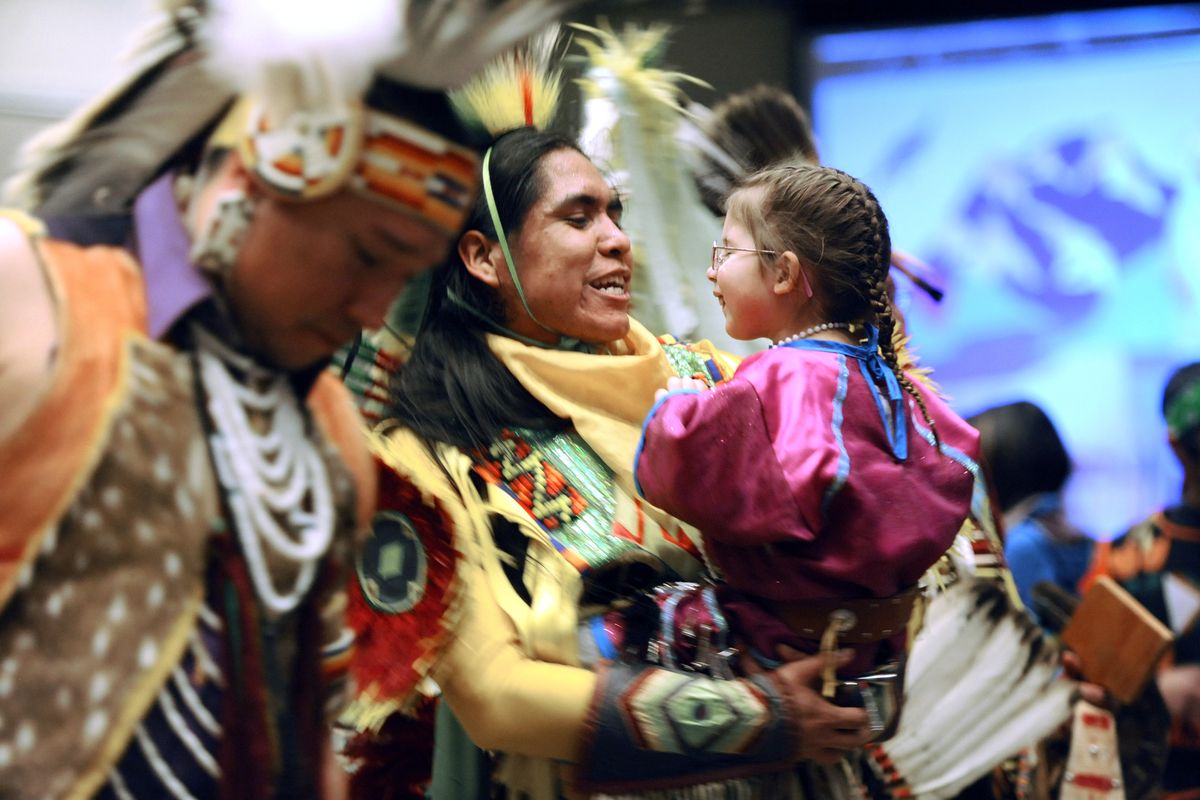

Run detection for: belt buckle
[[833, 661, 904, 743]]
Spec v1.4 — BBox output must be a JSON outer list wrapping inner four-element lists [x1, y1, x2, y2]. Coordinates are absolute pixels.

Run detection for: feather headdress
[[5, 0, 581, 218], [448, 25, 568, 137], [874, 578, 1075, 798], [2, 5, 228, 211], [573, 23, 750, 353]]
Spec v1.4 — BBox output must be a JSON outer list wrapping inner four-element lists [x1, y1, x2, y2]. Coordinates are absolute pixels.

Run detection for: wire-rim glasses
[[711, 242, 778, 272]]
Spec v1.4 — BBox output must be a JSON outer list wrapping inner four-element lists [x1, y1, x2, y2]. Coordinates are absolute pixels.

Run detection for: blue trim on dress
[[590, 614, 619, 661], [633, 389, 702, 499], [910, 406, 989, 521], [822, 354, 853, 517], [779, 324, 908, 461]]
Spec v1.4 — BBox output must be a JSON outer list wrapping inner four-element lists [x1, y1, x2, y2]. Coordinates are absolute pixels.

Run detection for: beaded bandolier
[[0, 213, 366, 797]]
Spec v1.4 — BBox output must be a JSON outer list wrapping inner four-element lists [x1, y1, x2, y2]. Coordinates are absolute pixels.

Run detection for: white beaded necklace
[[770, 321, 853, 348], [193, 325, 335, 616]]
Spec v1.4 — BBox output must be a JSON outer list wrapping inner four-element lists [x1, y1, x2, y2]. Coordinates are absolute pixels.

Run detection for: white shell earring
[[189, 189, 255, 275]]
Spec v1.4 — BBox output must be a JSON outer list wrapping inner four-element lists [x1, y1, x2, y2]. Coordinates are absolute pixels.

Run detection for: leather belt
[[766, 584, 922, 644]]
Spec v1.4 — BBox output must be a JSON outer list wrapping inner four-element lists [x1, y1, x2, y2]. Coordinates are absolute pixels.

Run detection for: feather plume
[[879, 579, 1074, 799], [381, 0, 579, 91], [204, 0, 402, 100], [676, 100, 744, 213], [573, 23, 751, 354], [2, 3, 215, 208], [448, 25, 567, 137]]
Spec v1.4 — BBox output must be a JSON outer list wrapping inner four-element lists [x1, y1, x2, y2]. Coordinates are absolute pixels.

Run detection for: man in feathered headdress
[[0, 0, 572, 796]]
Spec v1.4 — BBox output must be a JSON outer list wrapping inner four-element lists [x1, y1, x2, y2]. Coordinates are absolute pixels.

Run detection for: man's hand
[[1061, 650, 1108, 707], [1158, 663, 1200, 732], [756, 647, 872, 763]]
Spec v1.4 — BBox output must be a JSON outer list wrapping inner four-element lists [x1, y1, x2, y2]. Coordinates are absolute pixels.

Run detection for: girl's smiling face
[[707, 215, 784, 342]]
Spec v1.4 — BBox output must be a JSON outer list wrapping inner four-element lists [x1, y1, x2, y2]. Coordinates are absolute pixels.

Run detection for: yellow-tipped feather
[[572, 23, 709, 127], [449, 25, 565, 136]]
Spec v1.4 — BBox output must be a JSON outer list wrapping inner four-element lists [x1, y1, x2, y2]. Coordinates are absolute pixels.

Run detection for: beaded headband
[[234, 92, 481, 235]]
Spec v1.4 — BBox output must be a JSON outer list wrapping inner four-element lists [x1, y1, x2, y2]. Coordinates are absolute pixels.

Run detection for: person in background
[[967, 401, 1094, 625], [690, 83, 944, 350], [691, 83, 820, 216], [0, 1, 565, 796], [1085, 362, 1200, 797]]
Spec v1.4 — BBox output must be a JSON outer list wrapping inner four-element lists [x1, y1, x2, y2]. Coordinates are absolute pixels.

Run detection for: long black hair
[[967, 400, 1071, 513], [386, 127, 583, 449]]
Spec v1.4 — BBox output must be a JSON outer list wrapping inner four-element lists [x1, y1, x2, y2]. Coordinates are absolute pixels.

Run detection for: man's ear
[[459, 230, 502, 288]]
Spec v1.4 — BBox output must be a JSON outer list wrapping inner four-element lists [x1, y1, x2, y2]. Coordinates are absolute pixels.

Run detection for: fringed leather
[[214, 535, 276, 800], [595, 771, 801, 799]]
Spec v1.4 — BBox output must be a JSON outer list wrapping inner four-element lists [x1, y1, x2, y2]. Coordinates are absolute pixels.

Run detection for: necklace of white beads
[[770, 321, 853, 348], [193, 324, 335, 615]]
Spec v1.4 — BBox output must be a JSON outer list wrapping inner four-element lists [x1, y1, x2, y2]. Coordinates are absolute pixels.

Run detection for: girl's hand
[[670, 375, 708, 392], [655, 376, 708, 402]]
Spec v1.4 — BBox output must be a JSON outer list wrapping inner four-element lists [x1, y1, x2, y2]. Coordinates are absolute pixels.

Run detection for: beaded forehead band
[[238, 99, 481, 235]]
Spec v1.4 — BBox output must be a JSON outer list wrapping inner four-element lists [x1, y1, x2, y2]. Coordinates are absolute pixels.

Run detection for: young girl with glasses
[[634, 162, 983, 725]]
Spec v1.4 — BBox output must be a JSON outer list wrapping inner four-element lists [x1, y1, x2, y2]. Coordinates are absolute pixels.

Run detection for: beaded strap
[[574, 662, 796, 794]]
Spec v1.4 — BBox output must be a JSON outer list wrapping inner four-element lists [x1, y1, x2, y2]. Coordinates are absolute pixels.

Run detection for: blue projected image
[[811, 5, 1200, 539]]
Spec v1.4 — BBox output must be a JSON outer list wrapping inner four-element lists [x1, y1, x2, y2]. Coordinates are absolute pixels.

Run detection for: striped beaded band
[[241, 103, 480, 234], [229, 78, 483, 235]]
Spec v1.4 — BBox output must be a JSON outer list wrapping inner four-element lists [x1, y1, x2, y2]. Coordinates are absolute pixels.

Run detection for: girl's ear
[[773, 251, 814, 299], [459, 230, 502, 288]]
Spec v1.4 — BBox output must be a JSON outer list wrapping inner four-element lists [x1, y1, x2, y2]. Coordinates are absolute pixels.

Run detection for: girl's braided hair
[[726, 161, 940, 445]]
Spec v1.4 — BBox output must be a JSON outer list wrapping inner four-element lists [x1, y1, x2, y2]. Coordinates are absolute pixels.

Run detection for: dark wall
[[565, 1, 799, 123], [567, 0, 1196, 117]]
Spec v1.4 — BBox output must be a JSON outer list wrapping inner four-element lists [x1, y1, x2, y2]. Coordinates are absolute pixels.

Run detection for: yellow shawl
[[486, 317, 676, 498]]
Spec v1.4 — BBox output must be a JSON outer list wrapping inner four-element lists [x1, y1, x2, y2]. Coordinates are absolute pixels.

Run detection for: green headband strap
[[1166, 381, 1200, 439], [445, 287, 594, 353], [480, 145, 584, 351], [482, 146, 553, 335]]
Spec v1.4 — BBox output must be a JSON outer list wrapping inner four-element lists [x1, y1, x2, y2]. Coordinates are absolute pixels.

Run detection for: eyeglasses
[[711, 242, 777, 273], [710, 241, 814, 298]]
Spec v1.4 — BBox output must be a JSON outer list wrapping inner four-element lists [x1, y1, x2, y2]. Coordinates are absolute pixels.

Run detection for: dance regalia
[[1087, 505, 1200, 796], [344, 321, 865, 799], [0, 194, 372, 799]]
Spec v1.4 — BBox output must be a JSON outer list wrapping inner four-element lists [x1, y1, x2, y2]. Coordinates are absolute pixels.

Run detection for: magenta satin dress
[[634, 328, 981, 667]]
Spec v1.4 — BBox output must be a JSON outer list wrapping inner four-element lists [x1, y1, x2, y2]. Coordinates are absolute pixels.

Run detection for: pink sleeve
[[633, 380, 813, 547]]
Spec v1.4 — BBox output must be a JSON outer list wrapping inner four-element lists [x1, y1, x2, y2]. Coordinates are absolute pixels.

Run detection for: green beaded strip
[[483, 427, 652, 572], [660, 341, 718, 387]]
